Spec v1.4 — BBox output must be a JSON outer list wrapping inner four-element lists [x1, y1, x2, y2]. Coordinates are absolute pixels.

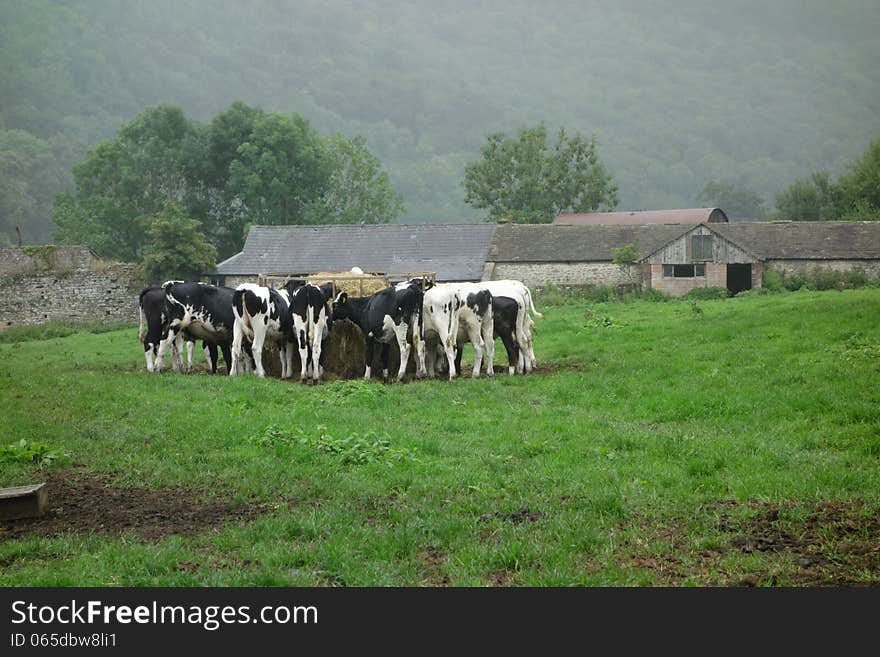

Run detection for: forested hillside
[[2, 0, 878, 245]]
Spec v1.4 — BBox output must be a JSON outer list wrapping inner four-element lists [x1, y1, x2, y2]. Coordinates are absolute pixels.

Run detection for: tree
[[139, 202, 217, 284], [697, 180, 767, 220], [773, 139, 880, 221], [226, 111, 329, 227], [463, 123, 618, 223], [312, 134, 404, 225], [773, 172, 846, 221], [53, 104, 201, 260]]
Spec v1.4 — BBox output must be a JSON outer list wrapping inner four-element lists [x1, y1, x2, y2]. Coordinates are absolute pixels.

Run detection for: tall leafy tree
[[139, 202, 217, 284], [773, 139, 880, 221], [312, 134, 404, 225], [53, 104, 201, 260], [463, 123, 618, 223]]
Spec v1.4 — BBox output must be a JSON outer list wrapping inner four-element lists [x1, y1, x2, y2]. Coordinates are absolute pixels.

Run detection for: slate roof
[[489, 221, 880, 263], [714, 221, 880, 260], [213, 223, 497, 281], [487, 223, 694, 262], [554, 208, 728, 225]]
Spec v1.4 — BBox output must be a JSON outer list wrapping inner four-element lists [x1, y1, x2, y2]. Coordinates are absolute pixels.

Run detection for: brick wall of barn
[[0, 247, 141, 328], [486, 262, 639, 288]]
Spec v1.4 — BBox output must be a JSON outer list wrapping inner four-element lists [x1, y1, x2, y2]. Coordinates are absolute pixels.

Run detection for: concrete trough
[[0, 482, 49, 521]]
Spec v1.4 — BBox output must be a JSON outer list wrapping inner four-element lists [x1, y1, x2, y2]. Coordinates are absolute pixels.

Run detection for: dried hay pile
[[306, 270, 389, 298]]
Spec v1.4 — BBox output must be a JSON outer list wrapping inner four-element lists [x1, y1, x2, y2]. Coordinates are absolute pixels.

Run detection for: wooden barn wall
[[646, 225, 755, 264]]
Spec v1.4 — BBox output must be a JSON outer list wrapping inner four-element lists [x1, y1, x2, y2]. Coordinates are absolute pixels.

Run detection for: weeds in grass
[[0, 439, 64, 468], [249, 424, 413, 466]]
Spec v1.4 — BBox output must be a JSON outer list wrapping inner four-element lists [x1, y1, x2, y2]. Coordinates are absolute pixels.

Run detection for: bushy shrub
[[762, 268, 786, 292], [682, 287, 730, 301]]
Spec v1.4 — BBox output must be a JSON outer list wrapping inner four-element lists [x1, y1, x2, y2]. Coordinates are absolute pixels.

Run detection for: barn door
[[726, 264, 752, 295]]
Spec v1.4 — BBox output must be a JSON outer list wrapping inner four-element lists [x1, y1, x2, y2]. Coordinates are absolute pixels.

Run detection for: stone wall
[[765, 259, 880, 279], [0, 246, 142, 328], [487, 261, 639, 288]]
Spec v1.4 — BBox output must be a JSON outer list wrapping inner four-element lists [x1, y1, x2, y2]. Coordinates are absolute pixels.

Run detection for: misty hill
[[2, 0, 879, 243]]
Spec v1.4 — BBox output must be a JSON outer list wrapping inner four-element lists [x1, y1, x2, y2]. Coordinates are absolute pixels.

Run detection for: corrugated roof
[[488, 223, 694, 262], [713, 221, 880, 260], [554, 208, 728, 225], [213, 223, 497, 281]]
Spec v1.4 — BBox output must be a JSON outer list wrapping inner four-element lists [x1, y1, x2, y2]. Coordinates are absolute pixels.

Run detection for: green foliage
[[762, 268, 786, 292], [0, 439, 63, 468], [611, 242, 639, 265], [463, 123, 618, 223], [248, 424, 412, 466], [774, 139, 880, 221], [138, 202, 217, 284], [313, 134, 404, 225], [682, 287, 730, 300], [697, 180, 767, 220]]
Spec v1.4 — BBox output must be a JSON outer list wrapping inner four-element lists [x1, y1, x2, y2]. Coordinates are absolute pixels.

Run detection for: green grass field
[[1, 289, 879, 586]]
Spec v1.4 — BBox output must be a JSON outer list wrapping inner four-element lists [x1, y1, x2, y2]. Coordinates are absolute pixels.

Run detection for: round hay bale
[[306, 271, 389, 297]]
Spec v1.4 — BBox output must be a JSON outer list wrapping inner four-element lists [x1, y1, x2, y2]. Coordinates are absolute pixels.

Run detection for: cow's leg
[[155, 323, 181, 373], [144, 343, 156, 373], [394, 321, 410, 382], [381, 342, 391, 381], [513, 301, 532, 373], [251, 328, 267, 378], [311, 324, 325, 382], [230, 322, 246, 376], [364, 337, 375, 380], [184, 339, 194, 373], [454, 345, 463, 376], [465, 323, 484, 379], [499, 328, 518, 375], [296, 323, 310, 381], [442, 329, 457, 381], [482, 315, 495, 377]]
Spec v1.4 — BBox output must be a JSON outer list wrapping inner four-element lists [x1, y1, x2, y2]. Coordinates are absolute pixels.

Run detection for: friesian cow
[[455, 294, 520, 376], [289, 281, 334, 382], [419, 282, 494, 379], [480, 280, 542, 372], [139, 285, 191, 373], [330, 280, 423, 382], [230, 282, 297, 378], [155, 281, 243, 374]]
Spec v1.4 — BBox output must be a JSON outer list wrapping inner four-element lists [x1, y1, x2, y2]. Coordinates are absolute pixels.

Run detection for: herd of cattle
[[138, 275, 543, 383]]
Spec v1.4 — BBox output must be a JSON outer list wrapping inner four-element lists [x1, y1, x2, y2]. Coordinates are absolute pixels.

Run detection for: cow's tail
[[524, 285, 544, 320], [232, 288, 253, 338], [306, 301, 315, 347], [137, 287, 152, 342]]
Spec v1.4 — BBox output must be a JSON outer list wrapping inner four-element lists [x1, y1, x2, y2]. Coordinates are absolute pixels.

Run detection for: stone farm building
[[211, 217, 880, 298]]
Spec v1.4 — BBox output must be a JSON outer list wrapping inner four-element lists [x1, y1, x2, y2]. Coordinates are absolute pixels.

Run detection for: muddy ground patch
[[620, 499, 880, 586], [0, 468, 269, 542]]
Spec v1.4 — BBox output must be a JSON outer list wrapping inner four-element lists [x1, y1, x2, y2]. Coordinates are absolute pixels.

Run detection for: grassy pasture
[[1, 289, 879, 586]]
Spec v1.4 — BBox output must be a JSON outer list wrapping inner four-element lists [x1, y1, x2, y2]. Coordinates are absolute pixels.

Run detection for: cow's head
[[330, 291, 351, 322]]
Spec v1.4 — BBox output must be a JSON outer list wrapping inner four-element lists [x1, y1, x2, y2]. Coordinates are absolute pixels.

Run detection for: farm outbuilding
[[210, 223, 496, 287], [485, 220, 880, 296], [207, 219, 880, 299]]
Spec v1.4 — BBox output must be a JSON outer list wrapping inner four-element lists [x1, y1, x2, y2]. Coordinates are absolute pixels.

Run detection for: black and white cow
[[481, 280, 542, 372], [155, 281, 242, 374], [139, 285, 186, 373], [288, 281, 334, 382], [330, 281, 423, 382], [230, 282, 296, 378], [455, 294, 520, 376]]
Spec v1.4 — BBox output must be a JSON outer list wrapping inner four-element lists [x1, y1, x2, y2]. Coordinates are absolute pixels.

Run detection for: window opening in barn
[[663, 264, 706, 278], [692, 234, 713, 261]]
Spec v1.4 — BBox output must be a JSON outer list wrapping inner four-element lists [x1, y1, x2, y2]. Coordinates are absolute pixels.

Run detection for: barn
[[486, 220, 880, 296], [210, 223, 496, 286]]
